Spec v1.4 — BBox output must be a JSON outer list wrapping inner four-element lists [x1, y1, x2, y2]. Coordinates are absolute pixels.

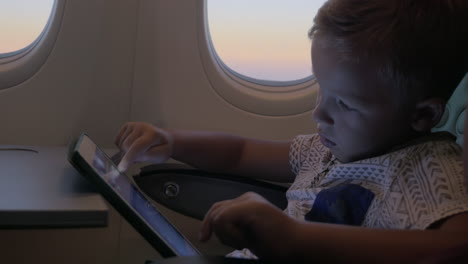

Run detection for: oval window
[[0, 0, 55, 57], [207, 0, 327, 84]]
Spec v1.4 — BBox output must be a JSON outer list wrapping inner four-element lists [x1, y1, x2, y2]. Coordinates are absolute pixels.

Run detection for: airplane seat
[[134, 163, 288, 221], [432, 73, 468, 146], [134, 74, 468, 221]]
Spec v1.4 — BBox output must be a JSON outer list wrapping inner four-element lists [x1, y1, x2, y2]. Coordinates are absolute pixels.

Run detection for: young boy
[[115, 0, 468, 262]]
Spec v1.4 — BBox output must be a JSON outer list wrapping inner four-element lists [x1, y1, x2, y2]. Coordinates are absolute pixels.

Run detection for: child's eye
[[336, 98, 354, 111]]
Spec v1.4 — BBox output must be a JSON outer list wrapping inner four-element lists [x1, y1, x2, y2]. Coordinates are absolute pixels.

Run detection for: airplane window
[[0, 0, 55, 57], [207, 0, 326, 84]]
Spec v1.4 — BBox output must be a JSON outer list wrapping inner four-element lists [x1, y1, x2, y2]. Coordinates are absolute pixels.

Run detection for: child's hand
[[114, 122, 173, 171], [199, 192, 298, 261]]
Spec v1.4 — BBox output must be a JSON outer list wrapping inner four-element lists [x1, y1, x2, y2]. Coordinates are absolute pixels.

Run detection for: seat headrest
[[432, 73, 468, 146]]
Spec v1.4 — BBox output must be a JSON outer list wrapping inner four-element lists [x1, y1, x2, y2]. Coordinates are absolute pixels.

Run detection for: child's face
[[311, 40, 415, 163]]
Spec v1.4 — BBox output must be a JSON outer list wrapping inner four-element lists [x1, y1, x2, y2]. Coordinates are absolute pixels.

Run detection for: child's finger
[[115, 123, 131, 147], [214, 222, 248, 250], [114, 124, 127, 146], [199, 200, 229, 242], [117, 125, 134, 148], [121, 132, 141, 151], [110, 151, 124, 165], [208, 201, 252, 249], [118, 138, 149, 171], [117, 159, 130, 173], [199, 209, 215, 242]]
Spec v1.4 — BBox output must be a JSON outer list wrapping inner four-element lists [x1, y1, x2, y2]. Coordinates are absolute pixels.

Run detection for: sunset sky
[[208, 0, 326, 81], [0, 0, 54, 54], [0, 0, 326, 82]]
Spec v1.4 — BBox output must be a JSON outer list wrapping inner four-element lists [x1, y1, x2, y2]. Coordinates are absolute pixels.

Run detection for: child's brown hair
[[310, 0, 468, 103]]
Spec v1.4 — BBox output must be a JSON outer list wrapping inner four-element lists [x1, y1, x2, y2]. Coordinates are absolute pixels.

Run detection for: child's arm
[[115, 122, 295, 183], [200, 192, 468, 263]]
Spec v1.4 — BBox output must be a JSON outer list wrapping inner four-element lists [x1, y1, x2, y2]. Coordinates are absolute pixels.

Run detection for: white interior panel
[[0, 0, 316, 147], [0, 0, 139, 147], [131, 0, 317, 141]]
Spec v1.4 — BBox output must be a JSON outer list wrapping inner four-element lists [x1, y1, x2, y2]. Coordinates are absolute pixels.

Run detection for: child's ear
[[411, 98, 445, 132]]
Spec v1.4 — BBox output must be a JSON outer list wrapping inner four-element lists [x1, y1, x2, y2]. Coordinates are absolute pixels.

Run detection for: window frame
[[0, 0, 65, 90], [197, 0, 318, 117]]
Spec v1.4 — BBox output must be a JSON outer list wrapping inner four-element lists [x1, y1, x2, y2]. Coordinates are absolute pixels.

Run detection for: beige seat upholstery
[[432, 73, 468, 146]]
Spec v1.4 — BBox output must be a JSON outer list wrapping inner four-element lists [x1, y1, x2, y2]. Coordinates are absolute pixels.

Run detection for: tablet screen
[[74, 134, 199, 257]]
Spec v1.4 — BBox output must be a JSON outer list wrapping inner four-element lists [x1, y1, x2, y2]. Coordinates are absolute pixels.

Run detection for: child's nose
[[312, 97, 334, 126]]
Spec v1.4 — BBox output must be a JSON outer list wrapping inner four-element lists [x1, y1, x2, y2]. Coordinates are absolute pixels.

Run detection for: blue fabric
[[305, 184, 374, 225]]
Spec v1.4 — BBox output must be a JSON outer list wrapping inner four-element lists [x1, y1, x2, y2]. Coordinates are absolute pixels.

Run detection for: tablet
[[68, 133, 200, 258]]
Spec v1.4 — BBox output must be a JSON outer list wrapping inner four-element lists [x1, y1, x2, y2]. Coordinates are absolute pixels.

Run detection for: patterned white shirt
[[229, 132, 468, 259], [288, 132, 468, 229]]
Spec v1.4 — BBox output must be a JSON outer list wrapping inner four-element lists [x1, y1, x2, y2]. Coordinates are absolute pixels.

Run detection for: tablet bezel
[[68, 133, 200, 258]]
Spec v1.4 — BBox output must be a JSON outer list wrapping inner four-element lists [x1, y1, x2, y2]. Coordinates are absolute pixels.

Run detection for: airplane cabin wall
[[131, 0, 317, 141], [0, 0, 138, 147], [0, 0, 317, 147]]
